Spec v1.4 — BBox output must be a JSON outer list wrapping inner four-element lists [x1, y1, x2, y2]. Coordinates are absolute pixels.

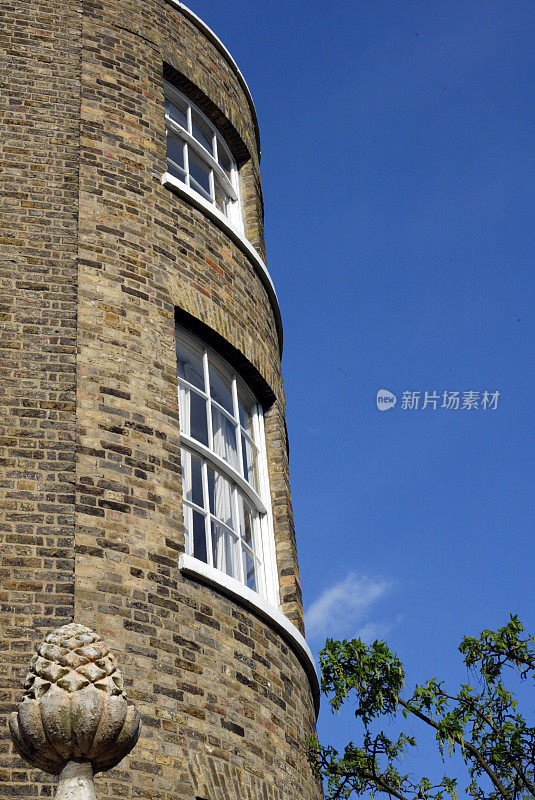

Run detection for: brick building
[[0, 1, 321, 798]]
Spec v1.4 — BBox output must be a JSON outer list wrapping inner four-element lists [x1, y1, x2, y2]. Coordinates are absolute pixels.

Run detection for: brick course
[[1, 1, 320, 798]]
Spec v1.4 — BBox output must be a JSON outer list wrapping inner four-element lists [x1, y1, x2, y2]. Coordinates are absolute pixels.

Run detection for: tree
[[307, 616, 535, 800]]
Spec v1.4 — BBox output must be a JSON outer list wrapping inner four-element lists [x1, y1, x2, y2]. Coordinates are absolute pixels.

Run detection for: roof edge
[[164, 0, 262, 158]]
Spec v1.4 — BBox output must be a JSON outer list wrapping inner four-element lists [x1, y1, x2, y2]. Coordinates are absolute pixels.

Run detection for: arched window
[[164, 81, 242, 230], [176, 326, 278, 605]]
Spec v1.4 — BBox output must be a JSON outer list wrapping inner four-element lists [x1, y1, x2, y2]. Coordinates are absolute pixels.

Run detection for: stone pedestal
[[56, 762, 97, 800]]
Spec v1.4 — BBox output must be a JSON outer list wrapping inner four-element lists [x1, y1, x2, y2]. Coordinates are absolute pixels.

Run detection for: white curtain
[[180, 448, 193, 553], [212, 471, 235, 577], [178, 384, 191, 436], [212, 407, 239, 472], [240, 500, 258, 591]]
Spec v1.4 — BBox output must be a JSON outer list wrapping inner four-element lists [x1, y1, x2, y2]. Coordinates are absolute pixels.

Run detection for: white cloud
[[354, 621, 391, 644], [305, 573, 393, 641]]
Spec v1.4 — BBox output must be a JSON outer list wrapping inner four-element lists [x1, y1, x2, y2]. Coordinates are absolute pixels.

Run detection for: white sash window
[[176, 327, 278, 606], [164, 81, 242, 231]]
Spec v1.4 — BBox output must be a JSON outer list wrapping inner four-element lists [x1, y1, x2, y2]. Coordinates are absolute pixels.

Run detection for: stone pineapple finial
[[9, 623, 141, 799]]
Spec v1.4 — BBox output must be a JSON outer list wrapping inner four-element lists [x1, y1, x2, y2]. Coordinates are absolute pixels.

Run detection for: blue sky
[[189, 0, 534, 790]]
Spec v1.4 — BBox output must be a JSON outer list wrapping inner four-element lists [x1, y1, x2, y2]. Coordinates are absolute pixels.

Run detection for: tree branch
[[331, 774, 351, 800], [358, 770, 411, 800], [398, 699, 512, 800], [438, 691, 535, 797]]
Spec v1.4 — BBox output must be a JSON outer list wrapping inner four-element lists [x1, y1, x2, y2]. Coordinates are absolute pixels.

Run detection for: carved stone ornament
[[9, 623, 141, 798]]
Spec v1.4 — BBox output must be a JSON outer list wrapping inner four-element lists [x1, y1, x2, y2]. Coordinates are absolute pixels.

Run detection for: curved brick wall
[[0, 2, 321, 798]]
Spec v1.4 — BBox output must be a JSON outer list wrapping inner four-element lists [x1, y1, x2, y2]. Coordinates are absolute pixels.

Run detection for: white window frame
[[164, 81, 243, 232], [176, 327, 279, 609]]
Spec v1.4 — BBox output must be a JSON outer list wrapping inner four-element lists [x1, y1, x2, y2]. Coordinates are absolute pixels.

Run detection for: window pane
[[211, 407, 238, 471], [165, 98, 187, 129], [191, 109, 214, 154], [238, 496, 255, 550], [211, 521, 238, 578], [189, 177, 213, 203], [238, 391, 254, 435], [242, 546, 257, 592], [167, 135, 186, 182], [188, 389, 209, 446], [181, 448, 203, 508], [209, 362, 233, 413], [217, 141, 232, 179], [167, 136, 185, 169], [167, 159, 187, 183], [183, 504, 192, 552], [178, 384, 189, 434], [214, 178, 228, 214], [207, 467, 234, 529], [241, 434, 258, 490], [189, 150, 211, 196], [191, 510, 207, 563], [176, 339, 204, 390]]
